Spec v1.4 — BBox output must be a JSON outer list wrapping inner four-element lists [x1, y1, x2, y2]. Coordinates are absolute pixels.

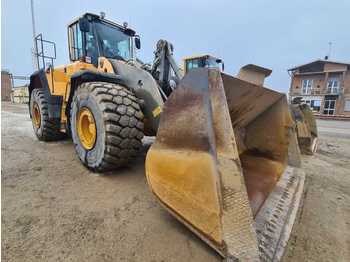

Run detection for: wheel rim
[[32, 102, 41, 128], [77, 107, 97, 150]]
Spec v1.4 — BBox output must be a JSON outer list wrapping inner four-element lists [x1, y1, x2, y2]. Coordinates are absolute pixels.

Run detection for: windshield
[[186, 57, 222, 72], [185, 58, 205, 71], [205, 57, 221, 69], [94, 21, 132, 61]]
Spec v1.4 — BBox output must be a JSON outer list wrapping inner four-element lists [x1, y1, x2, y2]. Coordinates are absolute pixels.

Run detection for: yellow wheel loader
[[290, 98, 318, 155], [29, 13, 305, 261], [29, 14, 161, 171]]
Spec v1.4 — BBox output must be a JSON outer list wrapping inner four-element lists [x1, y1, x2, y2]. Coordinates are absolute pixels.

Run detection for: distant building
[[288, 60, 350, 117], [1, 70, 13, 101], [11, 85, 29, 104]]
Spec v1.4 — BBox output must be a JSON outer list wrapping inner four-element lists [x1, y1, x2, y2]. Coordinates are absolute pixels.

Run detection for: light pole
[[31, 0, 39, 70], [328, 42, 332, 59]]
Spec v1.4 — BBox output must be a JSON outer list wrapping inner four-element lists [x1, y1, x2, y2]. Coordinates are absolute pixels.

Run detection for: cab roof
[[67, 12, 136, 36], [183, 54, 223, 63]]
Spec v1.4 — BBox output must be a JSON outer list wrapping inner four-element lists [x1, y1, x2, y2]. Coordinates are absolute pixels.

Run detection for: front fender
[[65, 70, 125, 120], [109, 59, 164, 135]]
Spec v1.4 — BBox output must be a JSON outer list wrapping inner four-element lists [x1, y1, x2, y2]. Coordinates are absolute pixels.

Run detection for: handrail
[[34, 34, 57, 70]]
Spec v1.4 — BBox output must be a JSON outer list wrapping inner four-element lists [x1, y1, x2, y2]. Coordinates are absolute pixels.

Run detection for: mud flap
[[146, 68, 303, 261]]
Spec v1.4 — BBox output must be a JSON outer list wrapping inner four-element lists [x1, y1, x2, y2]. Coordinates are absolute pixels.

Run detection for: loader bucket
[[290, 103, 318, 155], [146, 68, 304, 261]]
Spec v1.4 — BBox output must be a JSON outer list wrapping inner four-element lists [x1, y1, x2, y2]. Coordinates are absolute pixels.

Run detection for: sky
[[2, 0, 350, 91]]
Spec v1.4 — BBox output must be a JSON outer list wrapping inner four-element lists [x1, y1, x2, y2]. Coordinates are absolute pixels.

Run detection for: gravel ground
[[2, 102, 350, 262]]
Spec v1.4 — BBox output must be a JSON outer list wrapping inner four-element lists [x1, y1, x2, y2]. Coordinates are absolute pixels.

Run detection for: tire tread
[[30, 89, 65, 141], [71, 82, 144, 172]]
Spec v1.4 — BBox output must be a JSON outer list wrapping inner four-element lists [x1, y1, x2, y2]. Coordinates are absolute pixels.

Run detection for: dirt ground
[[2, 102, 350, 262], [283, 119, 350, 262]]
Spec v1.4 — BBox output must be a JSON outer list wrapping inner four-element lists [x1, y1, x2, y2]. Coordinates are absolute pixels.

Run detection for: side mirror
[[222, 62, 225, 72], [79, 17, 90, 32], [135, 36, 141, 49]]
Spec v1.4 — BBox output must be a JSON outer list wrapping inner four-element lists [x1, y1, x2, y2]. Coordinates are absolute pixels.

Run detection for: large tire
[[30, 89, 65, 141], [70, 82, 144, 172]]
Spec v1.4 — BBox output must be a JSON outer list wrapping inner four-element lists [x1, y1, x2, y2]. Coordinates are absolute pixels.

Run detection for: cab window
[[85, 31, 98, 64], [94, 21, 132, 61], [186, 58, 205, 72], [68, 22, 83, 61]]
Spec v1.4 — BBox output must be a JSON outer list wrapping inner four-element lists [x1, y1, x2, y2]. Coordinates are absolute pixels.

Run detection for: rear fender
[[28, 69, 63, 119]]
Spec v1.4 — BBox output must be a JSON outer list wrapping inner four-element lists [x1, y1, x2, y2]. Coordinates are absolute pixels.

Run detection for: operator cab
[[184, 55, 224, 74], [68, 13, 141, 66]]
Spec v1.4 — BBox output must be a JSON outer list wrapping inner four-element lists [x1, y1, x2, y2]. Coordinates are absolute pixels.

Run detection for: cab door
[[68, 20, 99, 66]]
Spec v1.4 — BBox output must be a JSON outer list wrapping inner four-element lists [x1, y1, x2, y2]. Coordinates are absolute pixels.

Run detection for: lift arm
[[150, 40, 183, 98]]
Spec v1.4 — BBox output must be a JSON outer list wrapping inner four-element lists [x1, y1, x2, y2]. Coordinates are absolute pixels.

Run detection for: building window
[[327, 77, 339, 94], [302, 79, 313, 94], [323, 99, 336, 115], [344, 100, 350, 112], [311, 99, 321, 112], [304, 99, 321, 112]]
